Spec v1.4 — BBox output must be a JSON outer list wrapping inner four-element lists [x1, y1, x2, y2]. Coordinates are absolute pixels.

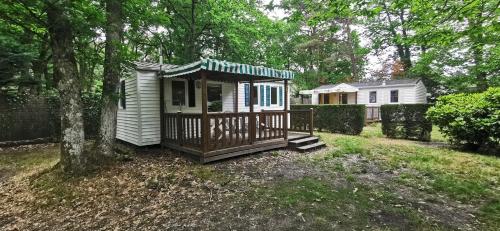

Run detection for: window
[[271, 87, 278, 105], [172, 81, 186, 106], [244, 84, 250, 106], [340, 93, 348, 104], [252, 86, 258, 105], [323, 94, 329, 104], [188, 79, 195, 107], [390, 90, 399, 103], [119, 80, 126, 109], [207, 84, 222, 112], [369, 91, 377, 103]]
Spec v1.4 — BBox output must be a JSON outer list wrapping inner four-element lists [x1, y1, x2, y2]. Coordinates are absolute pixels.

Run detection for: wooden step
[[288, 134, 310, 141], [296, 142, 326, 153], [288, 136, 318, 146]]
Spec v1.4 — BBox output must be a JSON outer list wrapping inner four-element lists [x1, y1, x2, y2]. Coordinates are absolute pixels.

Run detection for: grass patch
[[314, 129, 500, 229], [318, 134, 368, 159], [257, 177, 436, 230], [190, 165, 230, 185], [31, 169, 81, 208], [360, 123, 384, 138], [0, 145, 59, 178], [360, 123, 447, 143]]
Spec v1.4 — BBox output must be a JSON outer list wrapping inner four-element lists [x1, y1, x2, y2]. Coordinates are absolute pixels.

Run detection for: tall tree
[[365, 0, 414, 73], [46, 0, 87, 173], [97, 0, 123, 157]]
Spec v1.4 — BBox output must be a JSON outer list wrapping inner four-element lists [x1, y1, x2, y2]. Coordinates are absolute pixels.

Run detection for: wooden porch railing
[[164, 113, 203, 149], [289, 109, 314, 135], [163, 110, 312, 152], [207, 113, 250, 151]]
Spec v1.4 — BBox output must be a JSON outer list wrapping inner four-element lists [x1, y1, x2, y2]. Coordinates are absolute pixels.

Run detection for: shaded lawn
[[0, 144, 59, 182], [316, 125, 500, 229], [0, 126, 499, 230]]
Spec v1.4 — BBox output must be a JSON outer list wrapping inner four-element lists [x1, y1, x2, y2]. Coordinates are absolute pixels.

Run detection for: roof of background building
[[133, 62, 177, 71], [312, 79, 421, 90]]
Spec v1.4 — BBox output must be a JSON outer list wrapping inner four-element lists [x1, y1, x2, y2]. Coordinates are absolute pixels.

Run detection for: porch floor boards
[[163, 131, 312, 163]]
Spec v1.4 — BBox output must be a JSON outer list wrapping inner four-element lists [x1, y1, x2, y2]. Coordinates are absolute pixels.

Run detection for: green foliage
[[427, 87, 500, 153], [291, 104, 365, 135], [208, 100, 222, 112], [282, 0, 369, 92], [381, 104, 432, 141]]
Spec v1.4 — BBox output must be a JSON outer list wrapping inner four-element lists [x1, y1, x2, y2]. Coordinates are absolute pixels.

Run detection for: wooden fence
[[0, 105, 100, 144], [0, 107, 58, 142]]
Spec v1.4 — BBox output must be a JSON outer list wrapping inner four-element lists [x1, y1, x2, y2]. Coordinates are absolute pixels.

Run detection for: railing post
[[249, 79, 255, 144], [284, 80, 288, 140], [176, 111, 182, 145], [309, 108, 314, 136], [201, 71, 209, 153], [159, 77, 165, 151]]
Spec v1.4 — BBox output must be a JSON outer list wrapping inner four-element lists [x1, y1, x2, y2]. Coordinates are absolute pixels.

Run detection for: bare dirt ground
[[0, 143, 492, 230]]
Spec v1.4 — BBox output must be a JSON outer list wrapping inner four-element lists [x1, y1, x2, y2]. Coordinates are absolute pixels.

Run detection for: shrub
[[291, 104, 365, 135], [381, 104, 432, 141], [427, 87, 499, 153]]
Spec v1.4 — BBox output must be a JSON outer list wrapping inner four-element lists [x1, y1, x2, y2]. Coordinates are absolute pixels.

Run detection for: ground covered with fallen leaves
[[1, 125, 499, 230]]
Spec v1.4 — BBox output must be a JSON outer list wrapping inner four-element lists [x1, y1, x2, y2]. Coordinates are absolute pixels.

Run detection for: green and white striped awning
[[162, 58, 294, 79]]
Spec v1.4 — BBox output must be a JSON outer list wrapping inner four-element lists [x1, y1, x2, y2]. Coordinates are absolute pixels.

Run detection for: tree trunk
[[344, 18, 358, 81], [46, 1, 87, 174], [98, 0, 123, 157]]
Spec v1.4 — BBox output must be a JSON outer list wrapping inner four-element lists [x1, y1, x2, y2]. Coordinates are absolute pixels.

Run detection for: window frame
[[390, 90, 399, 103], [369, 91, 377, 103], [119, 80, 126, 109], [171, 80, 186, 106], [340, 93, 348, 104], [207, 83, 222, 112], [270, 87, 278, 105], [323, 94, 329, 104], [187, 79, 196, 107], [252, 85, 259, 105]]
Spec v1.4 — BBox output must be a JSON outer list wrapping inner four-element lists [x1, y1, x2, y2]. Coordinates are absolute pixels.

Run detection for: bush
[[381, 104, 432, 141], [427, 87, 499, 153], [291, 105, 365, 135]]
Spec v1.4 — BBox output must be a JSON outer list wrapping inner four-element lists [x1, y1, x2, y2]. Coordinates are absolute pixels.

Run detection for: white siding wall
[[347, 93, 356, 104], [414, 81, 427, 103], [137, 71, 161, 145], [116, 73, 141, 145], [357, 86, 417, 106]]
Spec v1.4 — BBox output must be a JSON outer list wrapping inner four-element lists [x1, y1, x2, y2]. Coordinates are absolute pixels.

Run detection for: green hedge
[[427, 87, 499, 153], [381, 104, 432, 141], [291, 104, 365, 135]]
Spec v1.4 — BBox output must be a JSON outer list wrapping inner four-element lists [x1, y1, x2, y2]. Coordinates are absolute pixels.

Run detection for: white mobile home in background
[[299, 79, 427, 120]]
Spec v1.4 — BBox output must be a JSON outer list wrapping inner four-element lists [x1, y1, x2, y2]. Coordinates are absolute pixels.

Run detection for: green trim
[[163, 58, 294, 79]]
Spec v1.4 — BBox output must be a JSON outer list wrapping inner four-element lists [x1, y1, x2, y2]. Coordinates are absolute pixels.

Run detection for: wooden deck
[[164, 131, 309, 163], [161, 111, 314, 163]]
